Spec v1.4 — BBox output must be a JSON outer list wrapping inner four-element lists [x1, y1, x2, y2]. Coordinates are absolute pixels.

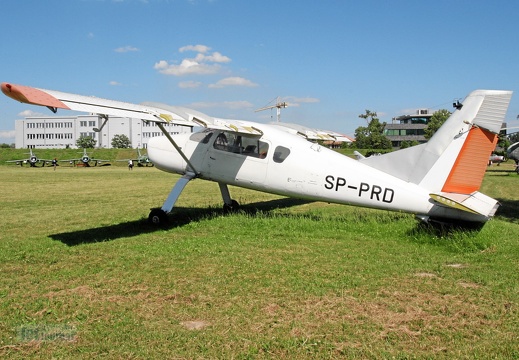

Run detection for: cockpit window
[[273, 146, 290, 163], [213, 131, 269, 158], [190, 129, 214, 144]]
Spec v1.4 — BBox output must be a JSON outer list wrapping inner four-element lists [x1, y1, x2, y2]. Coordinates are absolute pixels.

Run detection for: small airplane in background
[[62, 148, 110, 167], [1, 82, 513, 228], [117, 147, 153, 167], [507, 142, 519, 174], [488, 153, 505, 165], [6, 149, 53, 167]]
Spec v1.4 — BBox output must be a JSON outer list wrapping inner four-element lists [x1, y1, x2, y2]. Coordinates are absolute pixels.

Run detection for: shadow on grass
[[49, 198, 312, 246], [495, 198, 519, 223]]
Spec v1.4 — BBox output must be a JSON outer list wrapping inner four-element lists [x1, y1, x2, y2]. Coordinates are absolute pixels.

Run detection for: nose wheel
[[148, 208, 168, 225]]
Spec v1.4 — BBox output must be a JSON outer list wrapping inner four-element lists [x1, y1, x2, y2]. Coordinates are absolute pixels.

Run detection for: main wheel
[[223, 199, 240, 213], [148, 208, 168, 225]]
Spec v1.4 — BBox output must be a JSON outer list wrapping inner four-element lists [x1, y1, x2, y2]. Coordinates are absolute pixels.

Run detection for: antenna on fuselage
[[255, 96, 288, 122]]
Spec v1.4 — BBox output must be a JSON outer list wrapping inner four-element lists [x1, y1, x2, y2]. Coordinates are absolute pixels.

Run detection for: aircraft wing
[[1, 82, 263, 136], [270, 122, 337, 141]]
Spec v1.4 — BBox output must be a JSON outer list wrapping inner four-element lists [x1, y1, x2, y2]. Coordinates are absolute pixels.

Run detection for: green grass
[[0, 162, 518, 359]]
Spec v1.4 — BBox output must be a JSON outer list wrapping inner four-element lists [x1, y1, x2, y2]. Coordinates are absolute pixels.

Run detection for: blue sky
[[1, 0, 519, 144]]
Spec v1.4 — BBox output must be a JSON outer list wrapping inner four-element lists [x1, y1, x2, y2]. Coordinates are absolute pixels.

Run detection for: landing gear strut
[[219, 183, 240, 213], [148, 172, 196, 225], [147, 178, 241, 225]]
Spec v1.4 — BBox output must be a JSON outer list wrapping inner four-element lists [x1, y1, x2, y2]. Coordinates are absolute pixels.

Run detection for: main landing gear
[[147, 176, 240, 225]]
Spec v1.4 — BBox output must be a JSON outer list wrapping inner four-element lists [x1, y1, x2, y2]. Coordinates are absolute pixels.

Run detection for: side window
[[213, 131, 269, 159], [273, 146, 290, 163]]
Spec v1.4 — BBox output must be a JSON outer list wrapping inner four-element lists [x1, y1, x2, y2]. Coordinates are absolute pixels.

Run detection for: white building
[[15, 115, 191, 149]]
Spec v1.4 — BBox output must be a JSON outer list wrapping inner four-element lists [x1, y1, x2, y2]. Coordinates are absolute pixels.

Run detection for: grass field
[[0, 160, 518, 359]]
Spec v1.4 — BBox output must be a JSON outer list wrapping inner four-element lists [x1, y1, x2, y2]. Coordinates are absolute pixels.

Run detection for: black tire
[[223, 199, 240, 213], [148, 208, 168, 225]]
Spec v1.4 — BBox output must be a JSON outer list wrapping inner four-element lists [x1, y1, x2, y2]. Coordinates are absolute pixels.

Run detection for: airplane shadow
[[49, 198, 313, 246], [495, 198, 519, 223]]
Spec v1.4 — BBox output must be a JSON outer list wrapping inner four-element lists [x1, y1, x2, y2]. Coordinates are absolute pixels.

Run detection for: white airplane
[[1, 82, 513, 227]]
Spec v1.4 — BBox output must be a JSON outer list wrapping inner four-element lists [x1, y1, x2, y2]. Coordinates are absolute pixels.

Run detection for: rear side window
[[273, 146, 290, 163]]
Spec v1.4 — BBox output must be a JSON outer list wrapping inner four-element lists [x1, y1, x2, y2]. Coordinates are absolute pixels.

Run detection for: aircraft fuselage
[[147, 124, 486, 223]]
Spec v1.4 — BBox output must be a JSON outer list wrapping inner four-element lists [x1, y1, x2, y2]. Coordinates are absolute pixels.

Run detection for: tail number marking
[[324, 175, 394, 203]]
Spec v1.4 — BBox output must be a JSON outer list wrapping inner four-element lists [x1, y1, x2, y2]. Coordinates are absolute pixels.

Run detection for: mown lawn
[[0, 164, 518, 359]]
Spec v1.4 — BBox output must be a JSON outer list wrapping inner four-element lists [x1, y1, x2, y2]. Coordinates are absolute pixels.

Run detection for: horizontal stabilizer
[[430, 191, 499, 217]]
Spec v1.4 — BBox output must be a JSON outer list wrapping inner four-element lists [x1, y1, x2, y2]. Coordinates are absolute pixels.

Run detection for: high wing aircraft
[[117, 147, 153, 167], [62, 148, 110, 167], [6, 148, 53, 167], [1, 82, 513, 227]]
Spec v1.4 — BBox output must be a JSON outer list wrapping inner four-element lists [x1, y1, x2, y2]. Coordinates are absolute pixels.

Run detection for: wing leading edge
[[1, 82, 263, 136]]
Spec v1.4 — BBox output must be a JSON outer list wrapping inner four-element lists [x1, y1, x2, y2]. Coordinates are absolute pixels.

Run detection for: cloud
[[155, 59, 222, 76], [115, 45, 139, 53], [189, 101, 255, 110], [208, 77, 258, 88], [179, 44, 211, 53], [0, 130, 16, 138], [178, 81, 202, 89], [155, 44, 231, 76], [18, 110, 45, 117], [109, 81, 122, 86], [194, 52, 230, 64], [284, 96, 320, 107]]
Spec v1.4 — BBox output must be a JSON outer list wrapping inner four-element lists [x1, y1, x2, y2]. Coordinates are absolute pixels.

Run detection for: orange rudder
[[441, 127, 497, 194]]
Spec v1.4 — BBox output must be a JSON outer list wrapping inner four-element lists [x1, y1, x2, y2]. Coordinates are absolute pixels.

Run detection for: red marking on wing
[[1, 83, 70, 109]]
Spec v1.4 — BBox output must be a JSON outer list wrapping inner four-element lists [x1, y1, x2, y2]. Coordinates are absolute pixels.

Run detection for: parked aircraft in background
[[488, 153, 505, 165], [507, 142, 519, 174], [1, 82, 512, 227], [117, 147, 153, 167], [6, 149, 53, 167], [62, 148, 110, 167]]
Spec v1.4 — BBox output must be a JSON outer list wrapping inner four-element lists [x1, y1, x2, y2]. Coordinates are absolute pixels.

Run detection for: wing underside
[[1, 82, 263, 136]]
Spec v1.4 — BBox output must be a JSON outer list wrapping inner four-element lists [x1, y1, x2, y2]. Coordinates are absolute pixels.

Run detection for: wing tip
[[1, 82, 70, 110]]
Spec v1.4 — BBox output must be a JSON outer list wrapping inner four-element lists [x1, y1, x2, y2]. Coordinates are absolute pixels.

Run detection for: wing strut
[[93, 114, 109, 132], [156, 122, 199, 175]]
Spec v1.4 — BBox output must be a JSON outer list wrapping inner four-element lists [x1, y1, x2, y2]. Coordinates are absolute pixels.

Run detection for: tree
[[354, 110, 392, 149], [111, 134, 131, 148], [400, 140, 419, 149], [76, 136, 96, 148], [424, 109, 451, 140], [508, 132, 519, 144]]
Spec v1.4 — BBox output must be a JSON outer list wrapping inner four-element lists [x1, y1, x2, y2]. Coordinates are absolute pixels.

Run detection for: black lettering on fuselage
[[383, 188, 394, 203], [324, 176, 394, 204], [371, 185, 382, 201], [324, 175, 334, 190], [325, 175, 346, 191], [359, 182, 370, 197]]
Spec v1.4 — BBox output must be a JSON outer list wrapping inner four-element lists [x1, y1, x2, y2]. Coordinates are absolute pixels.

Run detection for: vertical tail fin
[[417, 90, 512, 192], [359, 90, 512, 194]]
